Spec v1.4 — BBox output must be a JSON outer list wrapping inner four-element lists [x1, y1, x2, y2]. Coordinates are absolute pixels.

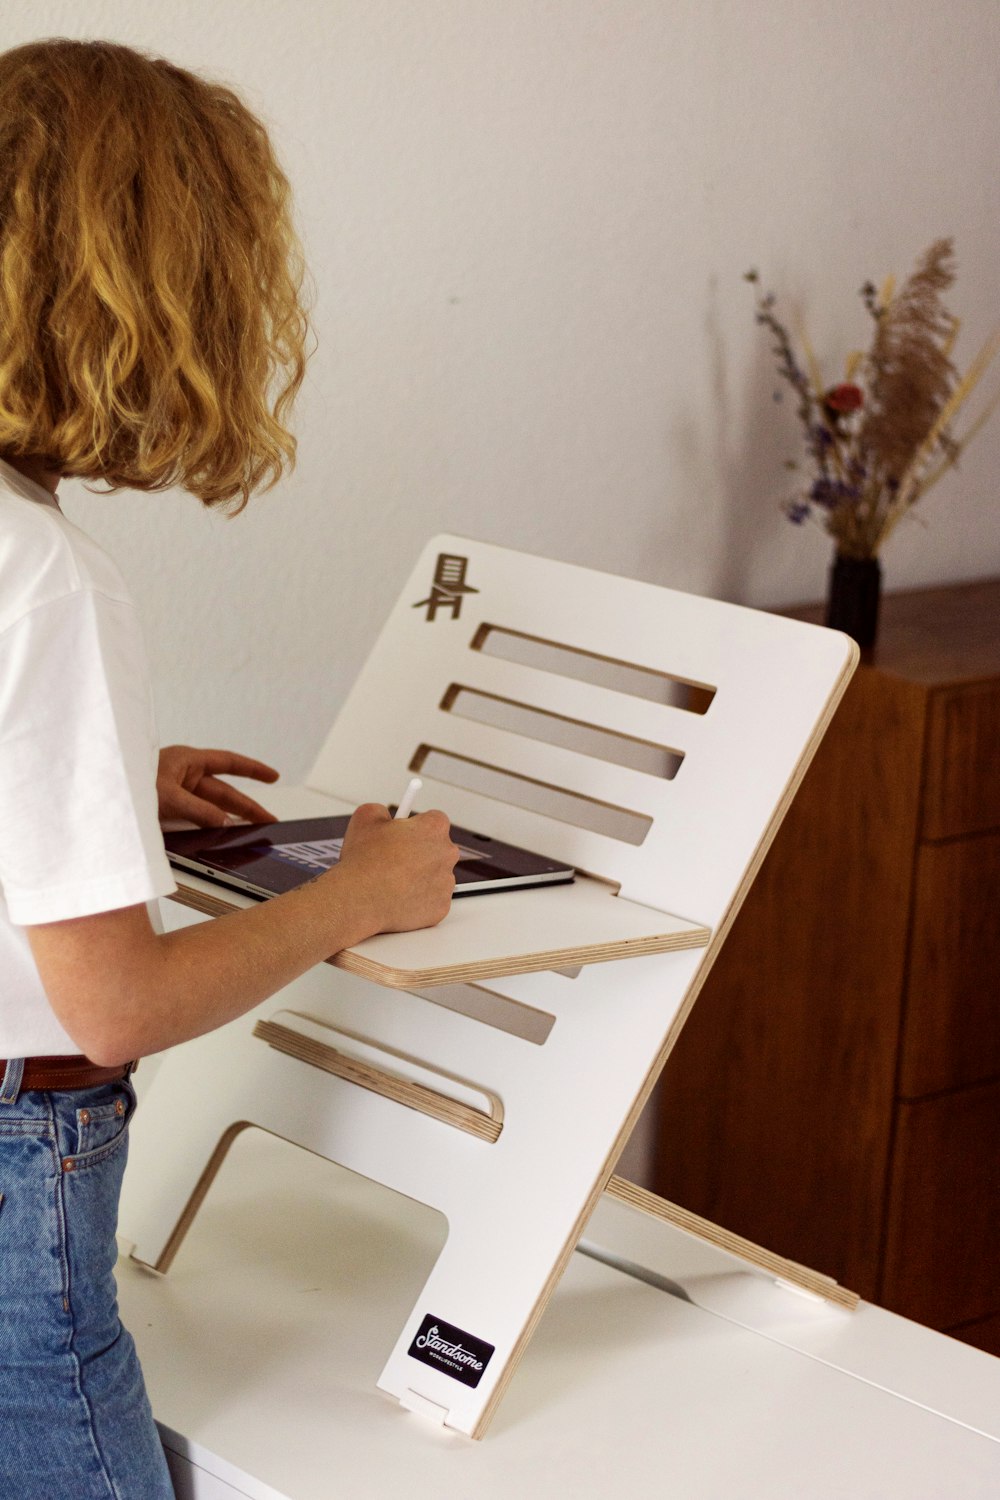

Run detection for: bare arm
[[27, 804, 459, 1066]]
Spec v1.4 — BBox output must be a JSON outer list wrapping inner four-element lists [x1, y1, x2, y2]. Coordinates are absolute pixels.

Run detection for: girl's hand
[[156, 745, 280, 827], [334, 803, 460, 937]]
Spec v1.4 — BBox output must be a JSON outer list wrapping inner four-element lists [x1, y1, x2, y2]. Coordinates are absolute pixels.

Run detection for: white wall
[[6, 0, 1000, 779]]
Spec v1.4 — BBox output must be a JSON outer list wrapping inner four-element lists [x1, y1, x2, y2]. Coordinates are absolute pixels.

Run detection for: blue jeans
[[0, 1061, 174, 1499]]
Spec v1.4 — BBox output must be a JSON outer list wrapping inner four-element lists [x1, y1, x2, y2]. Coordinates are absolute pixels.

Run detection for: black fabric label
[[407, 1314, 495, 1389]]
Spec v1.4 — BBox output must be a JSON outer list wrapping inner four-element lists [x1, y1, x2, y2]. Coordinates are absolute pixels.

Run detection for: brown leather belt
[[2, 1055, 133, 1091]]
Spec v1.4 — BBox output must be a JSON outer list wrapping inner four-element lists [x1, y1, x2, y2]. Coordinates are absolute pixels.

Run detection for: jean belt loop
[[0, 1057, 25, 1105]]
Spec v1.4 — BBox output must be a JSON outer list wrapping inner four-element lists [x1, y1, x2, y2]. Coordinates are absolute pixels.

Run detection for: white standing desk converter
[[116, 1129, 1000, 1500], [119, 540, 998, 1490]]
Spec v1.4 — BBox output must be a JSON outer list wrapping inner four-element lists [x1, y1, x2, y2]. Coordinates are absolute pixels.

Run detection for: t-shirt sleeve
[[0, 588, 176, 924]]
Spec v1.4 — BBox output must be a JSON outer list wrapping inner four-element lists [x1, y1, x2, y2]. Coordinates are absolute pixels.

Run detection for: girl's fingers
[[163, 785, 230, 828], [197, 750, 280, 783], [195, 775, 278, 824]]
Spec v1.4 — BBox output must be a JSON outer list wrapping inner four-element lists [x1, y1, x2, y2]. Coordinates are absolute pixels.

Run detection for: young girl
[[0, 39, 458, 1499]]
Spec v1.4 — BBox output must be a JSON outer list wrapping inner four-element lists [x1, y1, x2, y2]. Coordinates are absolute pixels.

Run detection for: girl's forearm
[[30, 866, 379, 1066], [29, 805, 457, 1066]]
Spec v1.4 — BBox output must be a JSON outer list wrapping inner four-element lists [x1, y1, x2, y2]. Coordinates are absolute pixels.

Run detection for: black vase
[[825, 553, 881, 648]]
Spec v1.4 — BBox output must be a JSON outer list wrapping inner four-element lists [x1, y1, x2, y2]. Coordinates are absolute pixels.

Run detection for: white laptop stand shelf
[[120, 535, 858, 1440]]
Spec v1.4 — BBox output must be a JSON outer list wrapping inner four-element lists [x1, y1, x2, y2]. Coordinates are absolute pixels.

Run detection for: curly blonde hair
[[0, 39, 309, 508]]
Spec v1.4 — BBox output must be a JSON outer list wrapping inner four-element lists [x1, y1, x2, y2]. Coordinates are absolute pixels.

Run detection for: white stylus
[[394, 776, 423, 820]]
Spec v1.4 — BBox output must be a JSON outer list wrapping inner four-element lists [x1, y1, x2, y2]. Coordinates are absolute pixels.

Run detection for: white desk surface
[[117, 1130, 1000, 1500]]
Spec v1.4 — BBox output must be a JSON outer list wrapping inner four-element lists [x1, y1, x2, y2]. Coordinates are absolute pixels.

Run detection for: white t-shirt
[[0, 460, 176, 1057]]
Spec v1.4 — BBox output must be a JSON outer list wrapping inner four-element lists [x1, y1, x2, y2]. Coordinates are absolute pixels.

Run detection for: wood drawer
[[922, 682, 1000, 839], [899, 834, 1000, 1097], [880, 1079, 1000, 1329]]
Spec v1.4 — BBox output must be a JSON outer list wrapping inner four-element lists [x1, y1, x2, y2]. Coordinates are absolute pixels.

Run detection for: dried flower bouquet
[[747, 239, 1000, 561]]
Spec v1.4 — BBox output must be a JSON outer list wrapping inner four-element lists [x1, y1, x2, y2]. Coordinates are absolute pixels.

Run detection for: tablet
[[163, 815, 576, 901]]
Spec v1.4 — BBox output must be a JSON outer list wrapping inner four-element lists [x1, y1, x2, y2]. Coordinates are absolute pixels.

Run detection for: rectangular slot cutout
[[472, 624, 715, 714], [411, 745, 652, 845], [441, 685, 683, 780], [412, 983, 555, 1046]]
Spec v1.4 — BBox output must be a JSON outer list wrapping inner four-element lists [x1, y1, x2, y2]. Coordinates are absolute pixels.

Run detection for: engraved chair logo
[[408, 1313, 495, 1389], [412, 552, 479, 621]]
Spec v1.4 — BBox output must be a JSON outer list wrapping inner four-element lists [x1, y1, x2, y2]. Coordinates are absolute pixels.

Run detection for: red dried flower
[[824, 383, 864, 414]]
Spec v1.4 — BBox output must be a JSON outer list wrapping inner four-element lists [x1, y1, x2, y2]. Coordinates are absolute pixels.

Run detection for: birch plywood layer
[[121, 536, 857, 1440]]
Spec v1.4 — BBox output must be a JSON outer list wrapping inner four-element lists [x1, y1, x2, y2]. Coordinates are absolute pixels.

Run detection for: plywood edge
[[252, 1018, 502, 1143], [131, 1121, 253, 1276], [605, 1176, 860, 1310], [168, 883, 241, 920], [333, 925, 711, 989]]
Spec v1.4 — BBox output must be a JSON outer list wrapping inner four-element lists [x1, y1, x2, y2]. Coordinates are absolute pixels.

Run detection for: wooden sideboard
[[650, 576, 1000, 1355]]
